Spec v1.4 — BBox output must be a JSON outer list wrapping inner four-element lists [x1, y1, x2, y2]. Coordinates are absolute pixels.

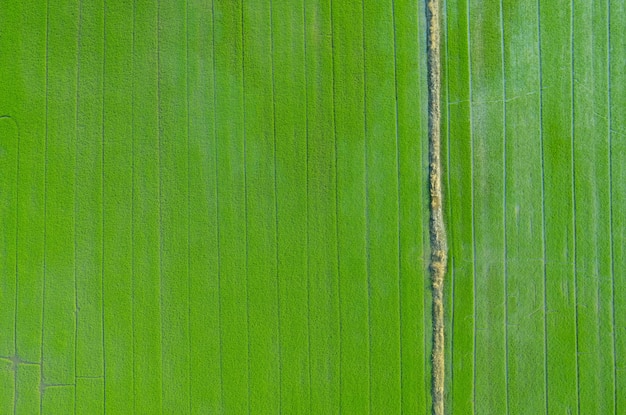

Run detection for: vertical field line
[[570, 1, 581, 412], [41, 1, 50, 411], [361, 1, 373, 412], [210, 0, 225, 405], [268, 1, 283, 409], [240, 5, 251, 413], [100, 1, 107, 411], [536, 1, 550, 412], [185, 0, 191, 412], [328, 1, 343, 410], [467, 0, 477, 412], [269, 0, 282, 413], [391, 0, 404, 409], [130, 1, 137, 412], [608, 2, 618, 412], [15, 120, 21, 415], [427, 0, 448, 414], [157, 0, 165, 409], [74, 1, 83, 412], [301, 1, 313, 412], [498, 1, 509, 412]]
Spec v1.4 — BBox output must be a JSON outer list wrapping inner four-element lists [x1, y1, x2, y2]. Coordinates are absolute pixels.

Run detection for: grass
[[0, 0, 431, 413]]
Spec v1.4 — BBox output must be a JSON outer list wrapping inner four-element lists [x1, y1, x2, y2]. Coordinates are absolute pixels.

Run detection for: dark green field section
[[442, 0, 626, 414], [0, 0, 431, 413]]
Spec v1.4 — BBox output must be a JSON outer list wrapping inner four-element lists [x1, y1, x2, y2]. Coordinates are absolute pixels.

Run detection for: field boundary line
[[427, 1, 448, 414]]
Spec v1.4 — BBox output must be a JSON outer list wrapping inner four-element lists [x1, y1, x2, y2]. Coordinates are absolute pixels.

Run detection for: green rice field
[[443, 0, 626, 413], [1, 0, 625, 414], [0, 0, 432, 413]]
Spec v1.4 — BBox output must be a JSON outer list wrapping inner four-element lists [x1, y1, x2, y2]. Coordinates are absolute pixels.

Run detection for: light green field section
[[443, 0, 626, 413], [0, 0, 431, 413]]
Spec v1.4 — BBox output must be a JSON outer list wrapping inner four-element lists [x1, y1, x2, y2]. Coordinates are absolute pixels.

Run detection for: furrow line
[[536, 1, 550, 412]]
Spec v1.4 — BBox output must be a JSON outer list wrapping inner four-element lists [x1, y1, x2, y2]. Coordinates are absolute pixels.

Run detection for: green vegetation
[[0, 0, 431, 412], [443, 0, 625, 413], [4, 0, 623, 413]]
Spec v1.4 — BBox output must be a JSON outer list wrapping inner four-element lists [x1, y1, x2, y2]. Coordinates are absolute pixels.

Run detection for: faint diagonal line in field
[[448, 90, 541, 106]]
